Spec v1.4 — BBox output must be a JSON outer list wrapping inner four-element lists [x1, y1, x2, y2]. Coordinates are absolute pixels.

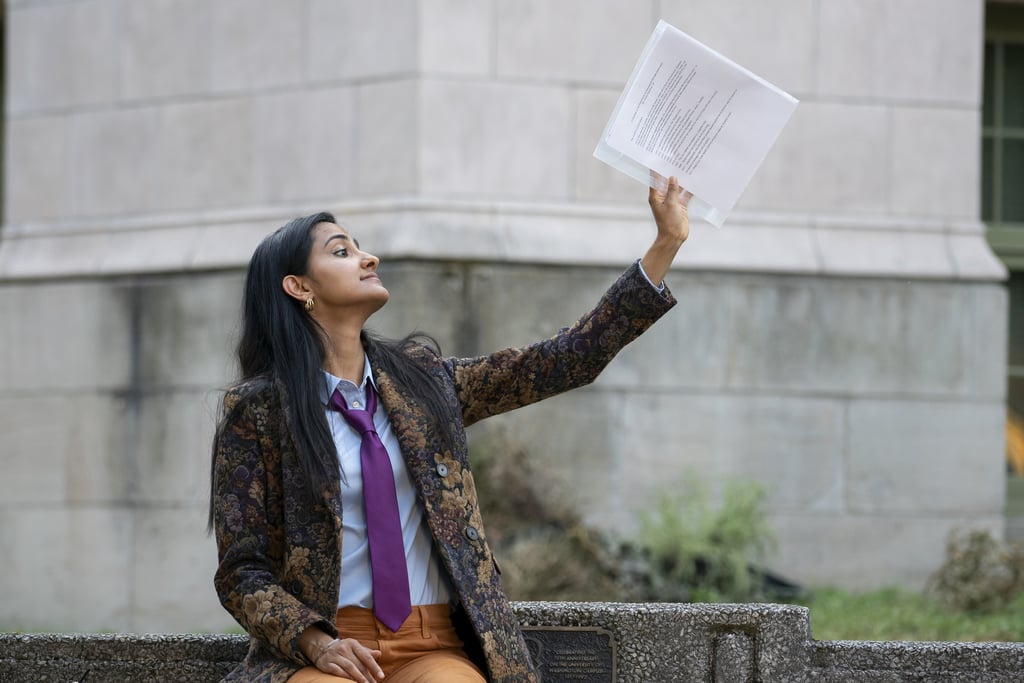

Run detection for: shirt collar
[[319, 353, 376, 406]]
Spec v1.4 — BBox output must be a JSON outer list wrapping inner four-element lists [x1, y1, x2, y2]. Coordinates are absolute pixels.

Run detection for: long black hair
[[209, 212, 456, 524]]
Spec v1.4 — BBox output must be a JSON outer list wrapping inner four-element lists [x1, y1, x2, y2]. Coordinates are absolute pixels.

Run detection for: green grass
[[799, 588, 1024, 642]]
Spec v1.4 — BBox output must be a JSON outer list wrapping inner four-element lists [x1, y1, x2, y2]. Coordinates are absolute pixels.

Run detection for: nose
[[363, 252, 379, 270]]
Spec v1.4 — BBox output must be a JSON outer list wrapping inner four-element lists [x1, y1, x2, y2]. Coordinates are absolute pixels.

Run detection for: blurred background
[[0, 0, 1020, 635]]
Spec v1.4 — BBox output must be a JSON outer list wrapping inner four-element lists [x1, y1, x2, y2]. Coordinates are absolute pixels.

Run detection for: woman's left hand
[[641, 175, 693, 286], [648, 175, 693, 245]]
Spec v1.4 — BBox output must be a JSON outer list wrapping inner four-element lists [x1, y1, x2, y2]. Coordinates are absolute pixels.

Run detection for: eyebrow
[[323, 233, 361, 249]]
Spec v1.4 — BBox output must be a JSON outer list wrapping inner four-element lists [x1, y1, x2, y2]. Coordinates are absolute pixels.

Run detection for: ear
[[282, 274, 312, 303]]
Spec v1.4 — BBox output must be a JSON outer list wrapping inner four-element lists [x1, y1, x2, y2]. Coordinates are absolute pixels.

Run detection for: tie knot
[[329, 386, 378, 435]]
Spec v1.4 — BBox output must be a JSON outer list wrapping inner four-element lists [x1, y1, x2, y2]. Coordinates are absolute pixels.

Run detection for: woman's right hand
[[305, 634, 384, 682]]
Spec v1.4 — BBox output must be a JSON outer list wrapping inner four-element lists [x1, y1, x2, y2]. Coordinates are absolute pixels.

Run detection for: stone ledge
[[0, 200, 1005, 282], [810, 641, 1024, 683], [2, 602, 1023, 683], [0, 633, 243, 682]]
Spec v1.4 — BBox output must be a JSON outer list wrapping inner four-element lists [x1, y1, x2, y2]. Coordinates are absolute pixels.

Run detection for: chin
[[370, 290, 390, 312]]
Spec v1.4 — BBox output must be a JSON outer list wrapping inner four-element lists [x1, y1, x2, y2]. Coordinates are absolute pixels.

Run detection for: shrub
[[927, 529, 1024, 613], [635, 477, 776, 602], [470, 433, 633, 601], [472, 434, 780, 603]]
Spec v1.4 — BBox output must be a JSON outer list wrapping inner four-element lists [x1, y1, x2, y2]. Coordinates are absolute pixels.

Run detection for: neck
[[316, 318, 367, 384]]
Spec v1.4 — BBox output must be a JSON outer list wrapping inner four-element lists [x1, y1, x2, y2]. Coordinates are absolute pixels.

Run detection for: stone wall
[[0, 0, 1007, 633], [4, 603, 1024, 682]]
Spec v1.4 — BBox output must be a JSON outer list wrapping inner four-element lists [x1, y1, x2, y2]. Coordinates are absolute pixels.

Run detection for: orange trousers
[[287, 604, 486, 683]]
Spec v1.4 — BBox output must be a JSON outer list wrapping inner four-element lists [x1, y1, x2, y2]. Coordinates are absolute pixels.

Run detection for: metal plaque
[[522, 627, 616, 683]]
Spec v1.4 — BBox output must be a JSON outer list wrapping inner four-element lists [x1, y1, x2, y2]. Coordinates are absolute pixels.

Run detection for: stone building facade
[[0, 0, 1007, 632]]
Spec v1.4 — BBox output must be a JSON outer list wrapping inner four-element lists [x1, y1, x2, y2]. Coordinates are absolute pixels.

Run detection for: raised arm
[[446, 181, 690, 426], [446, 261, 676, 427], [641, 175, 692, 286]]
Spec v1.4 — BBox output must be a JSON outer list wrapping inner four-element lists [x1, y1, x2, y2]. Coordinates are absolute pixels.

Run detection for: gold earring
[[304, 298, 314, 312]]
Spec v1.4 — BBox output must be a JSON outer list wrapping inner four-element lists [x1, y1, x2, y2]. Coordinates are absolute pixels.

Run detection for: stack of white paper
[[594, 21, 798, 227]]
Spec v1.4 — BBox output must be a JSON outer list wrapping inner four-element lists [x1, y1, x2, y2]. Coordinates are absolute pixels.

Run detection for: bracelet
[[313, 638, 339, 663]]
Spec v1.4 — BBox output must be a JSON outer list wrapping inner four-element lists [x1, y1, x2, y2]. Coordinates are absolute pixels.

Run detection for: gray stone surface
[[5, 602, 1020, 682], [715, 631, 754, 682], [846, 400, 1005, 514], [0, 508, 135, 632], [770, 513, 1005, 590], [134, 273, 242, 388], [514, 601, 812, 682], [119, 0, 215, 100], [255, 87, 358, 204], [810, 640, 1024, 682], [659, 0, 816, 96], [7, 0, 117, 113], [891, 107, 980, 218], [0, 633, 243, 683], [157, 98, 265, 211], [356, 79, 420, 197], [815, 0, 982, 104], [574, 89, 639, 203], [419, 80, 572, 198], [1, 0, 1001, 280], [0, 280, 132, 391], [131, 508, 228, 634], [419, 0, 492, 76], [5, 115, 73, 222], [494, 0, 651, 84], [307, 0, 418, 82], [207, 0, 305, 93], [71, 107, 162, 217]]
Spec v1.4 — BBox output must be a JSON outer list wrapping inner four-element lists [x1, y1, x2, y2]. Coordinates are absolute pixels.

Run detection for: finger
[[681, 190, 693, 207], [322, 659, 367, 683], [337, 640, 380, 659], [648, 183, 662, 205], [355, 648, 385, 680], [649, 171, 671, 202], [337, 643, 382, 681], [335, 658, 372, 683], [321, 645, 374, 683]]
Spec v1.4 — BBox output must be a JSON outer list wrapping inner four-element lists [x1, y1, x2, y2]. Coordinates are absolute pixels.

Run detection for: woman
[[209, 179, 691, 683]]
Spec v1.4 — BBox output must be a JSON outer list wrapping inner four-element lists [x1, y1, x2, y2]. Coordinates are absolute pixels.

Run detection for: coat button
[[465, 526, 480, 541], [436, 463, 449, 477]]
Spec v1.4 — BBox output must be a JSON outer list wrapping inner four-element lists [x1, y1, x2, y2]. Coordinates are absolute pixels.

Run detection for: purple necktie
[[329, 383, 412, 632]]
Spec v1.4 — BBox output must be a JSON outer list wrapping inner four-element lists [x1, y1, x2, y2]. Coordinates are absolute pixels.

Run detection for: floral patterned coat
[[211, 262, 676, 682]]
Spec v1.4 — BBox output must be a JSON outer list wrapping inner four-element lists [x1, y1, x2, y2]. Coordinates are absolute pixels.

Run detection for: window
[[0, 9, 5, 228], [984, 2, 1024, 260], [985, 3, 1024, 527]]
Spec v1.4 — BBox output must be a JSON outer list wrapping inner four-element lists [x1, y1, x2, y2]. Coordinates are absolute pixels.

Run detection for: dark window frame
[[984, 3, 1024, 267]]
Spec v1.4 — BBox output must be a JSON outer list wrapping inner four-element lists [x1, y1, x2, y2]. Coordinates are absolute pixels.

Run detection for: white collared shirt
[[320, 358, 453, 608]]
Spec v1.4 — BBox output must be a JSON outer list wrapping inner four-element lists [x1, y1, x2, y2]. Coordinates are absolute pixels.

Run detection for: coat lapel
[[370, 363, 438, 496], [370, 360, 463, 565]]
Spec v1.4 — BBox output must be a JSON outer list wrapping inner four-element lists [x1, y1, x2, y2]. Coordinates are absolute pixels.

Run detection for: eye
[[332, 248, 348, 257]]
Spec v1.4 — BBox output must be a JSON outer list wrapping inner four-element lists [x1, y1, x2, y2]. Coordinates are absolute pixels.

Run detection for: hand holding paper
[[642, 173, 693, 284], [595, 21, 798, 227]]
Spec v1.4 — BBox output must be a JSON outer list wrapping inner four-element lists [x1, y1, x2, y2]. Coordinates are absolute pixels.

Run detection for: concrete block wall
[[0, 0, 1008, 631], [0, 274, 241, 632], [462, 266, 1007, 589], [2, 0, 998, 277], [5, 603, 1024, 682]]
